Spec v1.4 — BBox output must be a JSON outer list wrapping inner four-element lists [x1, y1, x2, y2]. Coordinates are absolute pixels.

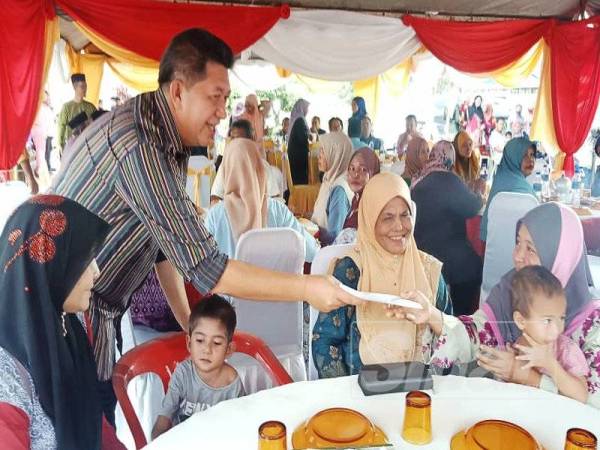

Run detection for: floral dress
[[0, 347, 56, 449], [427, 302, 600, 409], [312, 257, 453, 379]]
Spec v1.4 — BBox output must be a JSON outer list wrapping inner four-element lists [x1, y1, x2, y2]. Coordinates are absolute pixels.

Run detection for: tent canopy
[[59, 0, 599, 51], [211, 0, 599, 18]]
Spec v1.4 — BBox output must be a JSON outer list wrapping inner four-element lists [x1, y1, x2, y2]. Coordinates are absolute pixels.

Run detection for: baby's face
[[519, 293, 566, 345], [187, 318, 231, 373]]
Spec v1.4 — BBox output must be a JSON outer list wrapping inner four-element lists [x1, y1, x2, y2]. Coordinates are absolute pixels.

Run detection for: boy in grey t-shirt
[[152, 296, 245, 440]]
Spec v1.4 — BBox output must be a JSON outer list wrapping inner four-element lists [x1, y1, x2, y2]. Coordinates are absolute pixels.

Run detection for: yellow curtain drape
[[106, 60, 158, 92], [66, 44, 106, 107], [529, 40, 560, 157], [73, 21, 160, 93], [74, 21, 158, 68], [352, 57, 414, 124], [482, 40, 544, 88], [41, 18, 60, 101], [275, 67, 348, 95], [276, 67, 292, 78]]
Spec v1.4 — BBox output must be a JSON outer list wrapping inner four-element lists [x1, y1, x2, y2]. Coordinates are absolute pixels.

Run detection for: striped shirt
[[52, 89, 228, 379]]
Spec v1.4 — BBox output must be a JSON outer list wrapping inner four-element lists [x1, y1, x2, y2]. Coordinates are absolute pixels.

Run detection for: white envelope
[[340, 284, 423, 309]]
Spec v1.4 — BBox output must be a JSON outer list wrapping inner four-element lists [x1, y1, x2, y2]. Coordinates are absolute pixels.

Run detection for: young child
[[152, 295, 245, 440], [511, 266, 589, 403]]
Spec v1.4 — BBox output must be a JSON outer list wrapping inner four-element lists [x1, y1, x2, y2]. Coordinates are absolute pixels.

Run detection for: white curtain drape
[[250, 10, 420, 81]]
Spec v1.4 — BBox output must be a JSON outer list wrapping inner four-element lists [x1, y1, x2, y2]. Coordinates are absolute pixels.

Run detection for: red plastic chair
[[112, 331, 293, 449], [465, 215, 486, 259]]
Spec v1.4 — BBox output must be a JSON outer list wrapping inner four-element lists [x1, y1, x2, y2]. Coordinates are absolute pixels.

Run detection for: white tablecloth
[[145, 375, 600, 449]]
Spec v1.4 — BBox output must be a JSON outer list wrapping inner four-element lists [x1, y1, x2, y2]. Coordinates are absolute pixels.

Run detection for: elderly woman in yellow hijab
[[312, 172, 453, 378]]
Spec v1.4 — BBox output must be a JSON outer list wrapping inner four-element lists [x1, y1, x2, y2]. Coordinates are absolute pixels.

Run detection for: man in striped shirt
[[52, 29, 360, 421]]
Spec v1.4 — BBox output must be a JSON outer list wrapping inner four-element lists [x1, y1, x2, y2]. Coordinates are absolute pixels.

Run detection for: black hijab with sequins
[[0, 195, 109, 450]]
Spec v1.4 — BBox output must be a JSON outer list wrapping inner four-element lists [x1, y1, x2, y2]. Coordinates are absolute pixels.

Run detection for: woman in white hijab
[[311, 132, 354, 245]]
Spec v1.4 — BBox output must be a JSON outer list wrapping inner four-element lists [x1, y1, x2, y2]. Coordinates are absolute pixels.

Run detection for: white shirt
[[489, 130, 506, 165]]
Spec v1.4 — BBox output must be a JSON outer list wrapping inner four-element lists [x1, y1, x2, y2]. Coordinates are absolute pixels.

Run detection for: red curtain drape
[[548, 17, 600, 176], [57, 0, 290, 60], [402, 15, 549, 73], [0, 1, 53, 170]]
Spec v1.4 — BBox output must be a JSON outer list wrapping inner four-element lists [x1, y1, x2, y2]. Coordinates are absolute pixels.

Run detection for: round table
[[145, 375, 599, 449]]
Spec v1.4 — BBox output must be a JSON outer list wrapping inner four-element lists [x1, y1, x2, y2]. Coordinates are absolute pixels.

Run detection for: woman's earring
[[61, 312, 67, 337]]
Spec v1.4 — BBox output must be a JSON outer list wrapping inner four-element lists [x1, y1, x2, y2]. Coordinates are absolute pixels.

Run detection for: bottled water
[[572, 172, 581, 207], [541, 164, 551, 199], [533, 171, 542, 200]]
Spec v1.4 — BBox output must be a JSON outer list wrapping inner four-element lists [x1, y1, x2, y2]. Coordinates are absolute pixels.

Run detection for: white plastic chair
[[308, 243, 355, 380], [185, 155, 213, 209], [480, 192, 539, 304], [233, 228, 307, 381]]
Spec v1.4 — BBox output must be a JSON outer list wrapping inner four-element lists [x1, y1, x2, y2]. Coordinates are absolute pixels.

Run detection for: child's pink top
[[554, 334, 589, 378]]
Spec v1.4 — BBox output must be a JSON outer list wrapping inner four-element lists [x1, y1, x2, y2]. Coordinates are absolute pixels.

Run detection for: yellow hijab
[[346, 172, 442, 364], [453, 131, 481, 184], [222, 138, 268, 240]]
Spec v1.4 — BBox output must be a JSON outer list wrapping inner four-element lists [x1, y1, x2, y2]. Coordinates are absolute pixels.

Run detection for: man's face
[[496, 119, 505, 132], [73, 81, 87, 99], [170, 61, 230, 147]]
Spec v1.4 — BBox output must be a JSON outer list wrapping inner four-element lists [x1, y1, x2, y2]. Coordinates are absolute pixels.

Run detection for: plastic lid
[[311, 408, 371, 443], [468, 420, 539, 449]]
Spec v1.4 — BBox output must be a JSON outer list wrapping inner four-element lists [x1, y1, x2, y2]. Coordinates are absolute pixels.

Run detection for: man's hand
[[303, 275, 363, 312]]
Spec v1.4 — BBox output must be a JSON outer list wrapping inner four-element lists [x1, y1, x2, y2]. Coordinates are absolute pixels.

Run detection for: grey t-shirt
[[159, 358, 245, 424]]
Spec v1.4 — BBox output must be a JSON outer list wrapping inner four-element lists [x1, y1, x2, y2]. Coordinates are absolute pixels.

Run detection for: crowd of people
[[0, 26, 598, 450]]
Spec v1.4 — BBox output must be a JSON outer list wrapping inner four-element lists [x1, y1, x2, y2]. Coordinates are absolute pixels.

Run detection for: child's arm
[[152, 363, 185, 440], [151, 415, 173, 440], [515, 333, 588, 403], [545, 360, 588, 403]]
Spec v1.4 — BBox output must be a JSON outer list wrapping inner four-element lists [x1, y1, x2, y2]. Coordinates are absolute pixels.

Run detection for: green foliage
[[256, 87, 298, 113]]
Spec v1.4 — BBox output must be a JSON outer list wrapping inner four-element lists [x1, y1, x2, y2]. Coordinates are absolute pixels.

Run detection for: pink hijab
[[483, 202, 596, 346], [411, 140, 455, 189]]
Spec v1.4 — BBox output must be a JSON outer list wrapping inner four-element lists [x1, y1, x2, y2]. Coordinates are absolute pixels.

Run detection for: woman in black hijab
[[0, 195, 111, 449]]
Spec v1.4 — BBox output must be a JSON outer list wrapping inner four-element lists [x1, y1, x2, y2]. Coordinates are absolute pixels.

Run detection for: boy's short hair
[[510, 266, 564, 316], [188, 295, 236, 341], [230, 119, 254, 140]]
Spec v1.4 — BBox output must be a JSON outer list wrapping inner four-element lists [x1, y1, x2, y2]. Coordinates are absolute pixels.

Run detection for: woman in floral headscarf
[[411, 141, 483, 315]]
